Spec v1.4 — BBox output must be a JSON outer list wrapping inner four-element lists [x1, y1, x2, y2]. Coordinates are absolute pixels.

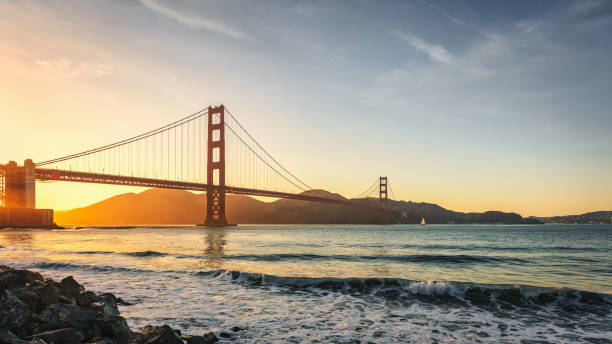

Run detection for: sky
[[0, 0, 611, 217]]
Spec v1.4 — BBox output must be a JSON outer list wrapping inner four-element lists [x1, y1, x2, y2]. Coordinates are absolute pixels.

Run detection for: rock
[[39, 303, 98, 340], [0, 289, 31, 332], [76, 291, 102, 307], [183, 333, 219, 344], [218, 332, 231, 339], [11, 288, 43, 313], [96, 316, 132, 344], [89, 301, 120, 318], [33, 328, 84, 344], [116, 298, 132, 306], [0, 270, 43, 290], [87, 336, 119, 344], [0, 329, 21, 344], [59, 276, 83, 297], [137, 325, 183, 344], [230, 326, 242, 332], [32, 281, 60, 307], [58, 295, 76, 305]]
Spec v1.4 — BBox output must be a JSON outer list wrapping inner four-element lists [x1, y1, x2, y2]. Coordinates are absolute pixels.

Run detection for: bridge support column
[[204, 105, 228, 225], [379, 176, 388, 225], [4, 160, 35, 209]]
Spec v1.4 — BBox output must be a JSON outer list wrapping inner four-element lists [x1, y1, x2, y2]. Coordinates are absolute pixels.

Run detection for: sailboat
[[420, 217, 426, 226]]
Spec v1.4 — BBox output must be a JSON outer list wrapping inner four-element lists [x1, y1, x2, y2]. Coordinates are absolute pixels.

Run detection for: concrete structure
[[0, 208, 54, 227], [3, 160, 35, 208], [0, 160, 56, 228]]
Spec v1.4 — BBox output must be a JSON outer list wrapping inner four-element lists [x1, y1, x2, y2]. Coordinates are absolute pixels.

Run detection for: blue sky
[[0, 0, 611, 215]]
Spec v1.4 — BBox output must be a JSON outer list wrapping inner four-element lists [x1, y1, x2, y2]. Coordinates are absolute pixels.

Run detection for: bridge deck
[[34, 168, 386, 212]]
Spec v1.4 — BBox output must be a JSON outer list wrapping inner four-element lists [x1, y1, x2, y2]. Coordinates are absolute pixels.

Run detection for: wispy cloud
[[572, 0, 612, 23], [35, 58, 112, 79], [392, 30, 452, 63], [138, 0, 251, 40]]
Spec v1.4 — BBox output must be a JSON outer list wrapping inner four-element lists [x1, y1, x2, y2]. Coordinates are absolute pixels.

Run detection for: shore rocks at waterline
[[0, 266, 220, 344]]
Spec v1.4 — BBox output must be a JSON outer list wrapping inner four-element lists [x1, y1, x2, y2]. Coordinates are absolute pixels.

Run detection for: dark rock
[[33, 328, 84, 344], [116, 298, 132, 306], [137, 325, 183, 344], [59, 276, 83, 297], [0, 289, 31, 332], [0, 270, 43, 290], [90, 301, 120, 317], [32, 281, 60, 307], [100, 293, 117, 305], [96, 316, 132, 344], [218, 332, 231, 338], [183, 333, 219, 344], [87, 336, 119, 344], [0, 266, 12, 273], [0, 329, 21, 344], [12, 288, 43, 313], [230, 326, 242, 332], [39, 303, 98, 340], [76, 291, 102, 307], [58, 295, 76, 304]]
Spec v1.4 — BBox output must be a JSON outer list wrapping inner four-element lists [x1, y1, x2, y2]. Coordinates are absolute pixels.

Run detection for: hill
[[55, 188, 532, 225], [533, 211, 612, 224]]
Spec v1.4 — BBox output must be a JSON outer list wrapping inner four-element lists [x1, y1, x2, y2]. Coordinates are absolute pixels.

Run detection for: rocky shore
[[0, 266, 228, 344]]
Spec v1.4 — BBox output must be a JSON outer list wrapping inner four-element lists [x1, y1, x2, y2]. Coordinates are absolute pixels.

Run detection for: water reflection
[[0, 231, 34, 247], [199, 227, 228, 269]]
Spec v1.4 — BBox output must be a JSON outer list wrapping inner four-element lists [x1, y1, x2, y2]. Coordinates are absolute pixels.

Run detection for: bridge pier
[[203, 105, 232, 226], [379, 176, 389, 225], [0, 159, 57, 228]]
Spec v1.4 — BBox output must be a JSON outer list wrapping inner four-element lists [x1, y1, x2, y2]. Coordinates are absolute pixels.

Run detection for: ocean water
[[1, 224, 610, 343]]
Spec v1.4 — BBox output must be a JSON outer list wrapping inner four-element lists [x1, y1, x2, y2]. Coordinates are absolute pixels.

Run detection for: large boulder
[[31, 280, 61, 307], [11, 288, 44, 313], [33, 328, 84, 344], [90, 301, 119, 318], [138, 325, 183, 344], [183, 333, 219, 344], [96, 316, 132, 344], [76, 291, 102, 308], [58, 276, 84, 297], [38, 303, 99, 340], [0, 289, 31, 333], [0, 270, 43, 290]]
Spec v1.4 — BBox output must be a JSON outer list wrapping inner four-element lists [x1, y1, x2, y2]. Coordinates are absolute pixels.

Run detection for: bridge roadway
[[34, 168, 387, 213]]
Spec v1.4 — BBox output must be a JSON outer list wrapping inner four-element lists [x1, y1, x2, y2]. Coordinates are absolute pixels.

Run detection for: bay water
[[1, 224, 610, 343]]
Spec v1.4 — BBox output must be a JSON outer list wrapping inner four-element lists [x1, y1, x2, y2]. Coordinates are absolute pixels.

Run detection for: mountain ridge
[[54, 188, 539, 225]]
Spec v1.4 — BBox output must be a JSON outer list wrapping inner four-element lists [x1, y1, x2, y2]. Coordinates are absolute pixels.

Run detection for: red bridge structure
[[1, 105, 395, 227]]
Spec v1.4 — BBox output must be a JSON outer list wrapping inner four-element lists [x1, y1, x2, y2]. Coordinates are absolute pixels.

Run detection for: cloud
[[364, 27, 599, 123], [392, 30, 452, 63], [35, 58, 112, 79], [573, 0, 612, 23], [138, 0, 251, 40]]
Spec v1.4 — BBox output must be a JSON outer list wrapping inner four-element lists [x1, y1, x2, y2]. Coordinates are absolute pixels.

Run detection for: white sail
[[420, 217, 426, 226]]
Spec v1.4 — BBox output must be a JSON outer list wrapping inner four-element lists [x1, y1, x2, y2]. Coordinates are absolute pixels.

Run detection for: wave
[[14, 260, 611, 314], [199, 270, 612, 314], [70, 250, 526, 265], [222, 253, 528, 264]]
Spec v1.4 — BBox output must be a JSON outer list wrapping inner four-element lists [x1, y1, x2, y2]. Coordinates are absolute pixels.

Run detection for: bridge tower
[[204, 105, 228, 225], [379, 176, 388, 225]]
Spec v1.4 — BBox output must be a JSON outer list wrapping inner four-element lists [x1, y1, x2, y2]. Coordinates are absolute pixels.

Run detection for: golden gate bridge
[[0, 105, 395, 226]]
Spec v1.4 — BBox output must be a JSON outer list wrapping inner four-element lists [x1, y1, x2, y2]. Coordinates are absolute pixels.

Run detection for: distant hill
[[55, 188, 533, 225], [533, 211, 612, 224]]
